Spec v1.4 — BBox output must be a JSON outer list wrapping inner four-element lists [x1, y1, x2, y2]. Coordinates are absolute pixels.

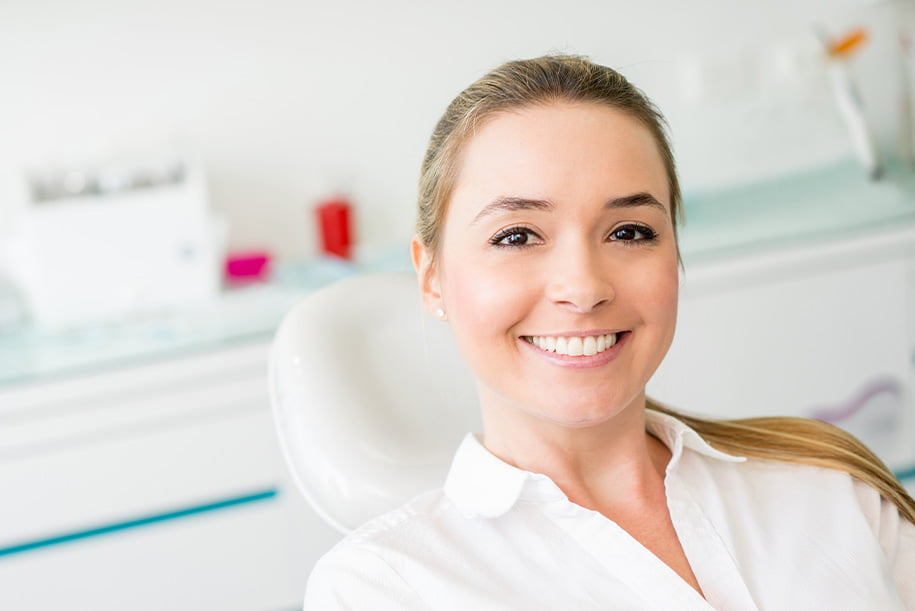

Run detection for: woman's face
[[414, 102, 679, 430]]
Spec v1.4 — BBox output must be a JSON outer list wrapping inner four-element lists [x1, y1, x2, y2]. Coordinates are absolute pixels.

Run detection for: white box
[[7, 160, 220, 329]]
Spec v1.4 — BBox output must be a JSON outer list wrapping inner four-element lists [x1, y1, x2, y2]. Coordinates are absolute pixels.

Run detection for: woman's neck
[[479, 394, 702, 597], [479, 397, 671, 514]]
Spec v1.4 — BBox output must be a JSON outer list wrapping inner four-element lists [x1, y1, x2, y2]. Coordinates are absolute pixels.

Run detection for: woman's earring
[[435, 308, 446, 320]]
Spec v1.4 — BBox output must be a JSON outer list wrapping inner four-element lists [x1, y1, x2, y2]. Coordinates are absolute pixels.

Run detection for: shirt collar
[[442, 433, 533, 519], [443, 409, 745, 519], [644, 409, 746, 467]]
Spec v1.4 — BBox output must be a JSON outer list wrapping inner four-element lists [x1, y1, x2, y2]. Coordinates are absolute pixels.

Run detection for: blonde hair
[[648, 400, 915, 524], [417, 54, 915, 523]]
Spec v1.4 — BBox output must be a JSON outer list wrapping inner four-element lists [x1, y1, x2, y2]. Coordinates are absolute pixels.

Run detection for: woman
[[304, 55, 915, 609]]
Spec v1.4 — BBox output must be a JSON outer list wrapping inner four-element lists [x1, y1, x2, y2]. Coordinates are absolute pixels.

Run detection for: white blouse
[[304, 410, 915, 610]]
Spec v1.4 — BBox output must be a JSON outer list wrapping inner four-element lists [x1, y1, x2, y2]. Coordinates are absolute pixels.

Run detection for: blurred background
[[2, 0, 915, 608]]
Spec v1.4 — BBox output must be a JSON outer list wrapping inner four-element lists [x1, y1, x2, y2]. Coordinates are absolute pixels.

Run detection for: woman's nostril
[[547, 278, 614, 313]]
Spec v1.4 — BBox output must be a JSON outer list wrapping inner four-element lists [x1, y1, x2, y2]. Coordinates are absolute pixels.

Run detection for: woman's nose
[[544, 245, 614, 313]]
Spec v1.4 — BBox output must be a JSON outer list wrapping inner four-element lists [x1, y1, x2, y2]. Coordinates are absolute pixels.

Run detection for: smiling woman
[[419, 102, 679, 439], [303, 55, 915, 610]]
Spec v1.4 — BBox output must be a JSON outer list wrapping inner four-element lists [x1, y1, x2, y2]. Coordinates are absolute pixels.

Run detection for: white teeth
[[567, 336, 583, 356], [525, 333, 619, 356]]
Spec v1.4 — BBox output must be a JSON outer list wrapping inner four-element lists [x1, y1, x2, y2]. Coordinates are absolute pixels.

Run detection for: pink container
[[225, 251, 271, 285]]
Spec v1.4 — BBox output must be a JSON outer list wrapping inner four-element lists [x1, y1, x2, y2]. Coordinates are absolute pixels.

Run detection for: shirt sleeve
[[303, 544, 429, 611], [853, 480, 915, 606]]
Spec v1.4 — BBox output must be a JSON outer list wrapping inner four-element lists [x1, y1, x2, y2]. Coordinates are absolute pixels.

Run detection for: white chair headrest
[[269, 272, 480, 533]]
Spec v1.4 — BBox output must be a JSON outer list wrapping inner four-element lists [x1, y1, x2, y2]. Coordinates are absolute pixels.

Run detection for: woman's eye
[[501, 232, 529, 246], [609, 224, 657, 243], [490, 227, 540, 247]]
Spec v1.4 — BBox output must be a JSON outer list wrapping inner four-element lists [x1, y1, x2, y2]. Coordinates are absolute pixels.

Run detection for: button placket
[[545, 497, 717, 610], [665, 475, 760, 611]]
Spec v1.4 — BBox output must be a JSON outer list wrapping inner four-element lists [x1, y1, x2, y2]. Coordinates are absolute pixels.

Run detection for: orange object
[[828, 28, 868, 58]]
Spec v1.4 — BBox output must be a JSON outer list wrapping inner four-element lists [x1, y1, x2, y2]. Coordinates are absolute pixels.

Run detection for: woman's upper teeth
[[525, 333, 618, 356]]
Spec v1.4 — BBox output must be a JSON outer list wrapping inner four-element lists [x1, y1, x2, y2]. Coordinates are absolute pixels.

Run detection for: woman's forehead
[[448, 102, 671, 220]]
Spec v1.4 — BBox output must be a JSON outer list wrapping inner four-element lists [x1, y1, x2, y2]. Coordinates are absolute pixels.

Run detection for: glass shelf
[[0, 250, 412, 387], [679, 158, 915, 262], [0, 284, 302, 387]]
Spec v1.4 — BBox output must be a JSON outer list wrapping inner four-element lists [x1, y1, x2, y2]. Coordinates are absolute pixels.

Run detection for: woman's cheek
[[632, 253, 679, 306], [448, 264, 507, 325], [444, 258, 533, 352], [644, 261, 680, 346]]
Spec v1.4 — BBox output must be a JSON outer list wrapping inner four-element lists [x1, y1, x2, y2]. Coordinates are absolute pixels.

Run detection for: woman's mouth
[[522, 333, 621, 357]]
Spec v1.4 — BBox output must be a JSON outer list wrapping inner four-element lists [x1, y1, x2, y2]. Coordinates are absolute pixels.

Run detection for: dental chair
[[268, 272, 480, 533]]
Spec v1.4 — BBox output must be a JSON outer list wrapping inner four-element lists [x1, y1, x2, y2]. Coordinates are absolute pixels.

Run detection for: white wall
[[0, 0, 902, 262]]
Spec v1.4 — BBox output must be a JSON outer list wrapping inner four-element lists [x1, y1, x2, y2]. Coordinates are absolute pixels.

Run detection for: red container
[[316, 198, 353, 260]]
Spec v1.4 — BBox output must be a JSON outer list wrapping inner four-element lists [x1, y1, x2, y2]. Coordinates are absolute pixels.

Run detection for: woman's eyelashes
[[489, 226, 542, 248], [489, 223, 658, 248], [608, 223, 658, 244]]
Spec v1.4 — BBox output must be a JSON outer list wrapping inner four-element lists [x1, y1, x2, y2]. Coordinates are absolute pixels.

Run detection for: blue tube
[[0, 487, 278, 559]]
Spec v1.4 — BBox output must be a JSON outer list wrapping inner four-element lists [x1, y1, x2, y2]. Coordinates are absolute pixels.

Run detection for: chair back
[[269, 272, 480, 533]]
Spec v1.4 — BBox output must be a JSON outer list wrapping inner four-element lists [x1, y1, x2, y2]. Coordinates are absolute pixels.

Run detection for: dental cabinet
[[651, 161, 915, 475], [0, 289, 342, 610], [2, 160, 915, 610]]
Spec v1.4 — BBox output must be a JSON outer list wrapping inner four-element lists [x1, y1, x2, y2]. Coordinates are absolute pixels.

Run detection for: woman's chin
[[518, 397, 638, 431]]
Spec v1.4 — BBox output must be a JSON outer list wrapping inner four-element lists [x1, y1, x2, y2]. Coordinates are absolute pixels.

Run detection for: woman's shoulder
[[684, 443, 904, 543], [330, 487, 455, 553], [689, 442, 862, 499], [304, 489, 453, 610]]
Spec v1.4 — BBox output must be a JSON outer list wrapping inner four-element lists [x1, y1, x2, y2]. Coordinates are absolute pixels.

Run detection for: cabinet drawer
[[0, 477, 339, 611], [0, 340, 341, 610]]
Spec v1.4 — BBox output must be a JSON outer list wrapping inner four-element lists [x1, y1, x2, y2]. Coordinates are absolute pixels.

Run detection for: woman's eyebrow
[[606, 192, 666, 211], [471, 192, 665, 225], [470, 196, 553, 225]]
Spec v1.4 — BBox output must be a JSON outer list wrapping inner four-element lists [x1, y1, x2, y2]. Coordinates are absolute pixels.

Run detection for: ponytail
[[647, 399, 915, 524]]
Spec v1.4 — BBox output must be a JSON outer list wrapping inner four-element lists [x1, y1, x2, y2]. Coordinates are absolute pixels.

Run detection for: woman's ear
[[411, 235, 444, 316]]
